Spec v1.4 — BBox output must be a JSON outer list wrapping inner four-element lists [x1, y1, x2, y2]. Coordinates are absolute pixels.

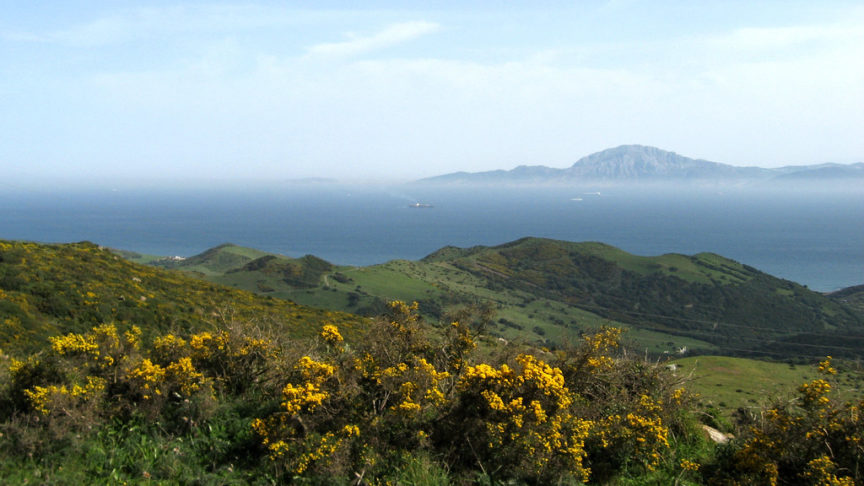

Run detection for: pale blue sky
[[2, 1, 863, 185]]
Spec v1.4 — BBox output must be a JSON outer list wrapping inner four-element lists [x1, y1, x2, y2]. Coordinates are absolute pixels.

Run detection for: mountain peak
[[566, 145, 738, 178], [417, 145, 862, 184]]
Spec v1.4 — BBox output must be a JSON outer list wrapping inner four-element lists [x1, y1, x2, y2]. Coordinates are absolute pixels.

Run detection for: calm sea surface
[[1, 184, 861, 292]]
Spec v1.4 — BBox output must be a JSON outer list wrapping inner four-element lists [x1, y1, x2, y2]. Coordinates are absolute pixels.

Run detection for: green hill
[[0, 240, 365, 352], [3, 238, 864, 484], [831, 284, 864, 315], [131, 238, 864, 359], [427, 238, 864, 356]]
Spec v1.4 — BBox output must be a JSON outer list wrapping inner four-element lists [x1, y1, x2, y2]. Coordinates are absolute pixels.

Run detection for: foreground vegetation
[[0, 240, 365, 351], [3, 239, 864, 484], [1, 301, 863, 484]]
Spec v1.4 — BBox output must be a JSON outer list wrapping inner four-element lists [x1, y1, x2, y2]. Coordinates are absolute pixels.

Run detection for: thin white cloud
[[708, 20, 864, 52], [3, 4, 863, 180], [2, 5, 316, 47], [306, 21, 441, 58]]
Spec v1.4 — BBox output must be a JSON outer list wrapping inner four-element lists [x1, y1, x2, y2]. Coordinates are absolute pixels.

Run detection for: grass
[[672, 355, 864, 416], [339, 261, 442, 300], [0, 240, 367, 350], [121, 238, 864, 360], [172, 244, 275, 276]]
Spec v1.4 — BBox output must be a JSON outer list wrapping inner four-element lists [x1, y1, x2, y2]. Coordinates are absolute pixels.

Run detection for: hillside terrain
[[0, 240, 365, 351], [419, 145, 864, 184], [830, 284, 864, 314], [3, 238, 864, 484], [132, 237, 864, 360]]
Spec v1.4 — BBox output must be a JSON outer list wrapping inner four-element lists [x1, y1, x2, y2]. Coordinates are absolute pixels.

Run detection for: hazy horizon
[[2, 1, 863, 187], [2, 183, 861, 291]]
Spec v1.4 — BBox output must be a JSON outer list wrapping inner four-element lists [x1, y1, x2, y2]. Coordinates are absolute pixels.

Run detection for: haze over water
[[1, 184, 861, 292]]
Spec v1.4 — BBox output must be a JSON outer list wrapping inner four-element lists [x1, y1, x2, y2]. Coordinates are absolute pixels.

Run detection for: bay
[[1, 183, 861, 292]]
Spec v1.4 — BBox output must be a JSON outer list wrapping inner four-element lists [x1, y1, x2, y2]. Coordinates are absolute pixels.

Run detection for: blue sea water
[[0, 184, 862, 292]]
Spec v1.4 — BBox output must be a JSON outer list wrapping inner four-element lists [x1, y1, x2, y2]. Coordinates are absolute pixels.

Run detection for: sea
[[1, 183, 862, 292]]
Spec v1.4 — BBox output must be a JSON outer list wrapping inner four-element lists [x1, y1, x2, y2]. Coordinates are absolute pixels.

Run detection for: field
[[674, 355, 864, 418]]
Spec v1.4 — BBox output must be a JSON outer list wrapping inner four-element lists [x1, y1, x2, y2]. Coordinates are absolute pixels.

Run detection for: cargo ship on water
[[408, 202, 433, 208]]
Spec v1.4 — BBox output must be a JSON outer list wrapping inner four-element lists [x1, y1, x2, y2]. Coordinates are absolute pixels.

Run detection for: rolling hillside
[[129, 238, 864, 359], [831, 284, 864, 314], [0, 240, 366, 352]]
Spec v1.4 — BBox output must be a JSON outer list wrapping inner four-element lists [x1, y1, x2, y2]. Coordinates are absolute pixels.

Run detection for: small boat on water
[[409, 202, 434, 208]]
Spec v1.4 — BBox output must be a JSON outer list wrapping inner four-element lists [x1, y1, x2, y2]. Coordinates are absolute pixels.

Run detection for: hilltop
[[128, 237, 864, 360], [419, 145, 864, 184]]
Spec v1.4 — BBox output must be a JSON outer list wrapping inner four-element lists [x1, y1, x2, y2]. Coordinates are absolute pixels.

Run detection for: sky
[[2, 1, 863, 185]]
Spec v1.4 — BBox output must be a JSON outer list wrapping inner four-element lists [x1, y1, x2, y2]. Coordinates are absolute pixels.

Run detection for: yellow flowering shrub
[[4, 323, 145, 417], [594, 409, 670, 472], [817, 356, 837, 375], [376, 357, 449, 414], [250, 303, 453, 478], [680, 458, 700, 471], [441, 321, 476, 374], [449, 337, 679, 482], [1, 297, 701, 484], [802, 456, 855, 486], [559, 327, 623, 378], [549, 328, 690, 481], [48, 323, 137, 371], [799, 379, 832, 407], [296, 355, 336, 382], [23, 376, 105, 415], [126, 356, 208, 403], [717, 357, 864, 485], [250, 352, 343, 473], [261, 425, 360, 474], [183, 323, 277, 393], [453, 355, 593, 482], [319, 324, 344, 351], [49, 332, 99, 358], [151, 333, 188, 363]]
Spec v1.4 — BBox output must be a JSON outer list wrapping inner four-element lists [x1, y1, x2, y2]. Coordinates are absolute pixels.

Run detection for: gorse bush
[[4, 299, 855, 484], [707, 356, 864, 485], [0, 300, 696, 483], [0, 239, 366, 352], [247, 301, 692, 483], [3, 238, 861, 483]]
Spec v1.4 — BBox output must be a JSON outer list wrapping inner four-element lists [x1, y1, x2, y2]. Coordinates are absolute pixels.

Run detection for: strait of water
[[1, 184, 861, 292]]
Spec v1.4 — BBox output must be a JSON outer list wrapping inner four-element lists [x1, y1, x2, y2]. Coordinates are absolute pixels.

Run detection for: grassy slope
[[831, 284, 864, 315], [434, 238, 864, 356], [147, 243, 274, 276], [674, 356, 819, 413], [674, 355, 864, 417], [125, 238, 864, 359], [0, 240, 366, 352], [141, 239, 834, 355], [9, 239, 864, 434], [223, 250, 722, 353]]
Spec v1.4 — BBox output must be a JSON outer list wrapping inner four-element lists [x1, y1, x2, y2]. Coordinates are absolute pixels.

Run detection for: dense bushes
[[0, 240, 365, 351], [1, 300, 862, 484], [0, 301, 698, 483], [706, 357, 864, 485]]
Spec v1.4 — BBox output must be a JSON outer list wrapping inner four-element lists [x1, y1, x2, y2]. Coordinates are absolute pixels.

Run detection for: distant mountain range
[[419, 145, 864, 184]]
